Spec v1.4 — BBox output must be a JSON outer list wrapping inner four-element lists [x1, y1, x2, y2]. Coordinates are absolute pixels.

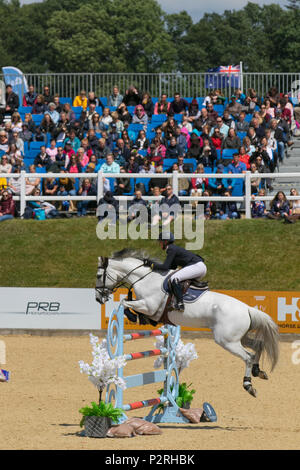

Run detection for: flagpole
[[240, 61, 243, 94]]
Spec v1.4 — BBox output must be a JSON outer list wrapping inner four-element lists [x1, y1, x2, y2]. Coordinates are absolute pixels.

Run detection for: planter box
[[84, 416, 111, 438]]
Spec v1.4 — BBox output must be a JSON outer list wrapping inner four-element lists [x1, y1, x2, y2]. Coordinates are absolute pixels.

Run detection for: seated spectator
[[215, 189, 240, 219], [108, 86, 123, 108], [166, 136, 182, 159], [250, 117, 265, 140], [208, 163, 232, 195], [176, 155, 193, 173], [227, 153, 247, 174], [23, 113, 36, 133], [40, 113, 56, 137], [236, 111, 250, 133], [147, 139, 165, 166], [46, 139, 58, 162], [106, 124, 120, 149], [19, 123, 33, 144], [62, 142, 76, 167], [59, 169, 77, 200], [148, 165, 168, 195], [180, 115, 193, 134], [251, 188, 267, 218], [127, 189, 148, 223], [97, 190, 119, 223], [0, 131, 9, 153], [222, 109, 236, 129], [187, 99, 200, 122], [100, 153, 120, 174], [202, 189, 217, 220], [112, 147, 126, 168], [169, 163, 190, 196], [63, 129, 81, 153], [8, 166, 22, 195], [211, 128, 223, 151], [46, 102, 60, 125], [209, 116, 229, 139], [100, 107, 113, 131], [169, 93, 189, 115], [4, 84, 19, 116], [186, 132, 203, 160], [33, 145, 50, 169], [267, 191, 290, 220], [138, 158, 155, 174], [7, 144, 24, 169], [122, 126, 134, 145], [250, 163, 261, 194], [73, 90, 88, 109], [206, 103, 219, 126], [247, 126, 259, 147], [55, 182, 75, 213], [152, 127, 168, 147], [23, 84, 37, 107], [174, 126, 187, 154], [66, 153, 82, 173], [199, 139, 217, 168], [53, 94, 63, 114], [87, 129, 100, 154], [284, 188, 300, 223], [55, 146, 66, 168], [109, 111, 124, 134], [226, 95, 243, 119], [266, 86, 280, 109], [87, 91, 102, 109], [114, 138, 131, 162], [222, 128, 241, 150], [115, 167, 132, 195], [76, 178, 97, 216], [141, 92, 154, 119], [0, 189, 15, 222], [190, 163, 208, 198], [154, 93, 170, 115], [151, 184, 180, 226], [123, 85, 142, 107], [42, 85, 54, 106], [43, 176, 58, 198], [63, 102, 76, 124], [161, 115, 177, 140], [132, 105, 148, 131], [117, 102, 132, 124], [194, 107, 210, 131], [124, 154, 139, 173], [135, 129, 149, 150], [77, 147, 89, 168], [0, 155, 12, 176], [237, 146, 251, 170], [11, 112, 23, 133], [242, 135, 256, 157], [32, 94, 48, 115]]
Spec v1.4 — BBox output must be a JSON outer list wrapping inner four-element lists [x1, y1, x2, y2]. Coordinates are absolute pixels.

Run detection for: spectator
[[154, 93, 170, 115], [237, 146, 251, 170], [208, 163, 231, 195], [0, 131, 9, 153], [135, 129, 149, 150], [64, 129, 81, 153], [23, 113, 36, 133], [77, 147, 89, 168], [88, 112, 102, 133], [226, 94, 243, 119], [247, 126, 259, 147], [66, 153, 82, 173], [87, 91, 102, 109], [117, 103, 132, 124], [266, 86, 280, 108], [216, 189, 240, 219], [5, 84, 19, 116], [19, 123, 33, 144], [250, 162, 261, 194], [206, 103, 219, 126], [141, 92, 154, 119], [0, 189, 15, 222], [124, 154, 139, 173], [152, 127, 168, 147], [222, 109, 236, 129], [227, 153, 247, 174], [46, 139, 58, 162], [46, 103, 60, 125], [161, 116, 177, 140], [97, 190, 119, 223], [127, 189, 148, 223], [115, 167, 132, 195], [42, 85, 54, 106], [236, 111, 250, 133], [55, 146, 66, 168], [169, 163, 190, 196], [32, 94, 48, 115], [166, 136, 182, 159], [147, 140, 165, 166], [174, 126, 187, 154], [77, 178, 97, 216], [43, 176, 58, 198], [123, 85, 142, 107], [148, 165, 168, 195], [33, 145, 51, 169], [100, 154, 120, 174], [199, 139, 217, 168], [222, 128, 241, 150], [211, 128, 223, 151], [63, 102, 76, 124], [40, 113, 56, 138], [267, 191, 290, 220], [53, 94, 63, 114], [73, 90, 88, 109], [186, 132, 203, 160], [0, 155, 12, 175], [8, 166, 22, 195], [202, 189, 217, 220], [151, 184, 180, 226], [11, 112, 23, 133], [180, 115, 193, 134], [100, 107, 113, 130], [284, 188, 300, 223], [251, 188, 267, 218], [194, 107, 210, 131], [132, 105, 148, 131], [109, 111, 124, 134], [190, 163, 208, 198], [242, 135, 256, 157], [187, 99, 200, 122], [209, 116, 229, 138], [108, 86, 123, 108], [138, 158, 155, 174], [114, 138, 131, 162], [22, 84, 37, 107], [169, 93, 189, 115]]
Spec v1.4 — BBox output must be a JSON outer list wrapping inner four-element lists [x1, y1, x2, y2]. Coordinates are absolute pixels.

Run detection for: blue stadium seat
[[60, 98, 72, 105], [123, 178, 135, 196], [213, 105, 225, 116], [30, 141, 46, 150], [184, 158, 197, 171], [244, 114, 253, 123], [138, 149, 147, 157], [72, 106, 83, 116], [18, 106, 32, 114], [128, 123, 144, 133], [32, 115, 43, 125], [108, 106, 117, 112], [25, 149, 41, 159], [222, 149, 238, 160], [174, 114, 183, 123], [163, 158, 176, 171], [135, 177, 150, 194], [237, 132, 247, 142], [151, 114, 167, 124], [127, 106, 135, 115], [204, 167, 213, 174], [100, 97, 108, 106], [231, 179, 244, 196], [35, 167, 46, 174], [216, 149, 222, 160]]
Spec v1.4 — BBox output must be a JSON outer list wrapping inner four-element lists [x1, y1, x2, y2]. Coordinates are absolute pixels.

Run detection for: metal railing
[[1, 170, 300, 220], [2, 72, 300, 100]]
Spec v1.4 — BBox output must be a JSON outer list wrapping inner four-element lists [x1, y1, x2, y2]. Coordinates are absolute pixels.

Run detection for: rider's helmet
[[158, 232, 174, 248]]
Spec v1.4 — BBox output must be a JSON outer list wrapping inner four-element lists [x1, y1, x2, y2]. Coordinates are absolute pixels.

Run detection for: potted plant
[[78, 334, 127, 438]]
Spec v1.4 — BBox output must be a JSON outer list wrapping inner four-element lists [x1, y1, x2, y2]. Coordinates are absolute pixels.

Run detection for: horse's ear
[[99, 256, 108, 267]]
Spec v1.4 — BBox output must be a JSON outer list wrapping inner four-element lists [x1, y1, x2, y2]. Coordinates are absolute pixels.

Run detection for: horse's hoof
[[252, 364, 268, 380], [247, 386, 257, 398], [258, 370, 268, 380], [243, 377, 257, 398]]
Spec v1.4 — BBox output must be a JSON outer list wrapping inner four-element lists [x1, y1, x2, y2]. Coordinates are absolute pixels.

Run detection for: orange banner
[[101, 289, 300, 334]]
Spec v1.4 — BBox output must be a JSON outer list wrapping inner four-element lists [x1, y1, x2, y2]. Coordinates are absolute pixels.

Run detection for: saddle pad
[[162, 277, 209, 304]]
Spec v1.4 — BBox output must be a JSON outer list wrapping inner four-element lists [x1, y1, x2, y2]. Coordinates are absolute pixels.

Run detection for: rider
[[143, 232, 207, 311]]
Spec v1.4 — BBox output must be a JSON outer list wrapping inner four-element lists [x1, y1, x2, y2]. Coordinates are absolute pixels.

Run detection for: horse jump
[[105, 304, 190, 424]]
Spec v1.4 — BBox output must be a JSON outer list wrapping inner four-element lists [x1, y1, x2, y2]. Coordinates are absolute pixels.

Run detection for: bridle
[[96, 257, 152, 301]]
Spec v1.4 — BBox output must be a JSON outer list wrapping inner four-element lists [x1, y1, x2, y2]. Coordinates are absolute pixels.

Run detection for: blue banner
[[2, 66, 28, 104]]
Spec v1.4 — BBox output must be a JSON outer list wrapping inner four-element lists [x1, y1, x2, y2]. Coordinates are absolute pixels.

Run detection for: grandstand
[[0, 83, 299, 222]]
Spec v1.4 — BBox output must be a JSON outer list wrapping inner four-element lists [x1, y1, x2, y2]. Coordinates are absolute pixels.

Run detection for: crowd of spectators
[[0, 82, 298, 222]]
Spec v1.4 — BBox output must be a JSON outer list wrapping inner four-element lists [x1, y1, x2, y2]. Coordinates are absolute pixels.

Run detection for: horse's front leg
[[121, 298, 149, 315]]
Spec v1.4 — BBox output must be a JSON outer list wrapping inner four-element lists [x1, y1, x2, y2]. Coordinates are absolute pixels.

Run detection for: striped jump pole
[[105, 304, 189, 424]]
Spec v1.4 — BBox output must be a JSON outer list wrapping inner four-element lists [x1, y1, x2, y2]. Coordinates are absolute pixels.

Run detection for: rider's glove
[[143, 258, 152, 267]]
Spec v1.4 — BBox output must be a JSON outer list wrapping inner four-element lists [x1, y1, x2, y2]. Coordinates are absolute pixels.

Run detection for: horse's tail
[[248, 307, 279, 372]]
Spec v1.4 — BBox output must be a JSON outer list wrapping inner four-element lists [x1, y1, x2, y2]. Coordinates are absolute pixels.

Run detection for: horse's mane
[[111, 248, 161, 264]]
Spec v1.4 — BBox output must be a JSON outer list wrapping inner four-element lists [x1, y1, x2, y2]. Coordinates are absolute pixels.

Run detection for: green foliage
[[0, 0, 297, 73], [79, 401, 123, 427], [175, 382, 196, 408]]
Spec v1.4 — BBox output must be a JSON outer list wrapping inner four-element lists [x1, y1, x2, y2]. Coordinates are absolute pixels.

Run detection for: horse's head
[[95, 256, 112, 304]]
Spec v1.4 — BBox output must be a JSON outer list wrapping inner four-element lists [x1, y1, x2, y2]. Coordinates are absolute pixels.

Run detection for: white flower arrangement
[[153, 336, 198, 375], [79, 334, 127, 400]]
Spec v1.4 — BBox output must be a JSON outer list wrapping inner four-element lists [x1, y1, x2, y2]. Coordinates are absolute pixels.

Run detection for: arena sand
[[0, 334, 299, 450]]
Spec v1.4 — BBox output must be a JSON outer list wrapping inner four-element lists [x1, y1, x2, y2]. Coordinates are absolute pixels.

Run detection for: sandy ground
[[0, 333, 299, 451]]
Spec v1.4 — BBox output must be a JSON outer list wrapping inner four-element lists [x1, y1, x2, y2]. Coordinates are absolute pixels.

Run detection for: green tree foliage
[[0, 0, 298, 72]]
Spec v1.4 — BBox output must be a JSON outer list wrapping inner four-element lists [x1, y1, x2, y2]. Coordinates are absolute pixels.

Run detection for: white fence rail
[[1, 170, 300, 220]]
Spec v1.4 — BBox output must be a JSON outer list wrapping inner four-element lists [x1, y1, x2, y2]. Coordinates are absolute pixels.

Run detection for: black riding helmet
[[158, 231, 174, 249]]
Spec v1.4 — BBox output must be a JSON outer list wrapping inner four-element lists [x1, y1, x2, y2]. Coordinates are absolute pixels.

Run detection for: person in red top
[[238, 145, 251, 169], [211, 128, 223, 150], [0, 190, 15, 222]]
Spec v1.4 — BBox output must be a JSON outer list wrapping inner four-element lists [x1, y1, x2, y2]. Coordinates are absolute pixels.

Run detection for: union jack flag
[[205, 65, 241, 89]]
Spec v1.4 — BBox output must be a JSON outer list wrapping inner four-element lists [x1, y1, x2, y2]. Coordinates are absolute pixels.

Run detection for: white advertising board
[[0, 288, 101, 330]]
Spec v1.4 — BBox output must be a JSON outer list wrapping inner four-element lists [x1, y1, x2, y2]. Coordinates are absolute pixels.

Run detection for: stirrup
[[175, 301, 184, 312]]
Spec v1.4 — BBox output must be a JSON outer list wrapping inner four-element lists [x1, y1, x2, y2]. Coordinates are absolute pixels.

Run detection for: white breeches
[[170, 261, 207, 282]]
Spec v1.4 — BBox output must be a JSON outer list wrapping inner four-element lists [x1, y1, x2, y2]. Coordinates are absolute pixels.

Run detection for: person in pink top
[[154, 93, 170, 115], [76, 147, 89, 168], [46, 139, 58, 162]]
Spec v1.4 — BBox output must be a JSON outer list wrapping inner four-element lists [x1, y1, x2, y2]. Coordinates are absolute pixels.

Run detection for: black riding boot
[[171, 280, 184, 311]]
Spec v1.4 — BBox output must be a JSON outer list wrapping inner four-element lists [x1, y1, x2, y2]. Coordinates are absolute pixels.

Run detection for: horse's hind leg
[[215, 337, 257, 397], [242, 336, 268, 380]]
